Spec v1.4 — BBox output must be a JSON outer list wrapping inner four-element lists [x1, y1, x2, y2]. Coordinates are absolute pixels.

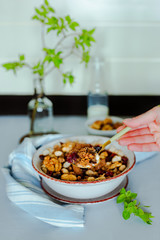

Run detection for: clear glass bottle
[[87, 57, 109, 118], [27, 77, 54, 133]]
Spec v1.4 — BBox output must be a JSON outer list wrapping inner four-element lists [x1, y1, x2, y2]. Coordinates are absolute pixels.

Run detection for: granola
[[40, 141, 128, 182]]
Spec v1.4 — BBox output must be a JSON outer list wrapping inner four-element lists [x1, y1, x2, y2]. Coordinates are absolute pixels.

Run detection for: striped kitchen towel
[[2, 136, 85, 228]]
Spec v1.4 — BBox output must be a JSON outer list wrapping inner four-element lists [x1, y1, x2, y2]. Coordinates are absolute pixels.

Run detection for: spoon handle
[[100, 126, 131, 152], [110, 126, 131, 143]]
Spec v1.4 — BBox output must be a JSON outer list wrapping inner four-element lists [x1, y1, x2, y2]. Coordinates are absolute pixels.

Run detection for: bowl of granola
[[32, 135, 136, 199], [85, 116, 123, 137]]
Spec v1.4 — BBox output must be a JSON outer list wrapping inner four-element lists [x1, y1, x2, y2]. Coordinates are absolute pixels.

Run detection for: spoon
[[75, 126, 131, 168], [98, 126, 131, 154]]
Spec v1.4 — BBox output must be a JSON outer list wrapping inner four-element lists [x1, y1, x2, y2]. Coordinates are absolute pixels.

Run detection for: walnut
[[72, 164, 83, 176]]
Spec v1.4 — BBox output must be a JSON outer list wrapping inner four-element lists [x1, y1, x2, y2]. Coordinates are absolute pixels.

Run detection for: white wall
[[0, 0, 160, 95]]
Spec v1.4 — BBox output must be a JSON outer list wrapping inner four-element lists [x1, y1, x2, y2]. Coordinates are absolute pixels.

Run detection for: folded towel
[[2, 136, 85, 228]]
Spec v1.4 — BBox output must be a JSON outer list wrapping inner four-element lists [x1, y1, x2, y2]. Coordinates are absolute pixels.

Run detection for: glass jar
[[87, 57, 109, 118], [27, 77, 54, 133]]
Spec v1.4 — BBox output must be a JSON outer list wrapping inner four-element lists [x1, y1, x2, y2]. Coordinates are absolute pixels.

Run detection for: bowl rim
[[32, 135, 136, 185]]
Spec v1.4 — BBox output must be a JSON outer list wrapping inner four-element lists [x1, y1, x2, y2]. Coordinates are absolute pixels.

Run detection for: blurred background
[[0, 0, 160, 115]]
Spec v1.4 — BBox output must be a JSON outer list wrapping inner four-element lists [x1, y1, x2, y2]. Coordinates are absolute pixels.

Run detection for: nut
[[112, 155, 121, 163], [42, 148, 53, 156], [47, 164, 55, 171], [100, 151, 108, 159], [61, 174, 69, 180], [41, 165, 47, 173], [62, 147, 71, 152], [87, 177, 95, 181], [63, 162, 71, 168], [54, 151, 63, 157], [106, 162, 111, 166], [109, 162, 122, 169], [61, 168, 69, 174], [96, 175, 106, 180], [58, 157, 65, 163], [61, 174, 77, 181], [55, 161, 62, 172], [72, 164, 82, 175], [86, 170, 96, 176], [119, 165, 126, 172], [69, 174, 77, 181], [113, 167, 117, 173]]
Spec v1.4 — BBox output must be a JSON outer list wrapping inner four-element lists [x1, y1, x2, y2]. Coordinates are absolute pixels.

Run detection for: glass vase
[[27, 77, 54, 134]]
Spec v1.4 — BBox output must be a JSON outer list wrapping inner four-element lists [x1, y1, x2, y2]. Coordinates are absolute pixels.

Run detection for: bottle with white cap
[[87, 57, 109, 119]]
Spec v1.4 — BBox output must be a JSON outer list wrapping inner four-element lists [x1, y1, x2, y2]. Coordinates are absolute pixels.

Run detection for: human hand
[[117, 106, 160, 152]]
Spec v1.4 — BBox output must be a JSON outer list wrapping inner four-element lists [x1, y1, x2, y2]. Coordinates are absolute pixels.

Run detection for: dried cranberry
[[39, 154, 45, 160], [98, 169, 105, 175], [67, 152, 78, 163], [106, 151, 116, 162], [47, 170, 53, 176], [94, 145, 102, 153], [122, 156, 128, 165], [105, 171, 114, 177], [52, 172, 61, 179]]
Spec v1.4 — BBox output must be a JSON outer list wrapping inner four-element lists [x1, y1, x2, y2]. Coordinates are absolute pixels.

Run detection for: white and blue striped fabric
[[2, 135, 85, 228]]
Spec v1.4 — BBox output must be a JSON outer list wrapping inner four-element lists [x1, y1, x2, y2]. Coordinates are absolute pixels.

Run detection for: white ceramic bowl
[[85, 116, 123, 137], [32, 135, 136, 199]]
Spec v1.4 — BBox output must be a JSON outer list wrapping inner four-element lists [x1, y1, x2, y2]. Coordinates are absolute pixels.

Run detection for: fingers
[[119, 127, 151, 138], [123, 106, 159, 128], [118, 134, 155, 145], [127, 143, 160, 152]]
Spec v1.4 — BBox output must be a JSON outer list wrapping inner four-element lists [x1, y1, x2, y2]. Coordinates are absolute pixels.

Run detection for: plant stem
[[54, 32, 80, 50], [30, 99, 39, 134], [41, 24, 46, 48], [30, 78, 44, 134]]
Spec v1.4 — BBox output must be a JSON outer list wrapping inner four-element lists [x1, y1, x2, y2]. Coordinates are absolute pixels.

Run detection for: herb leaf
[[117, 188, 154, 225]]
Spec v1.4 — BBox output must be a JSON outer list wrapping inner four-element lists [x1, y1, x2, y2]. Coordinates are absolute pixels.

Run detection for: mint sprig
[[117, 188, 154, 225]]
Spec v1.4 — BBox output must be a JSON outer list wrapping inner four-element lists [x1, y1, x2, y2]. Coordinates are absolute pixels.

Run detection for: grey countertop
[[0, 115, 160, 240]]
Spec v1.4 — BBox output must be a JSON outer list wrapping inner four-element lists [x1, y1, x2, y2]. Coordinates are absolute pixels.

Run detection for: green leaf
[[2, 54, 26, 74], [48, 6, 55, 13], [32, 15, 40, 21], [43, 48, 63, 68], [19, 55, 25, 61], [120, 188, 126, 194], [117, 194, 126, 203], [44, 0, 49, 6], [123, 209, 131, 220], [62, 72, 74, 85], [32, 61, 44, 77], [117, 188, 154, 225], [81, 51, 90, 66], [69, 21, 79, 31], [65, 15, 71, 24]]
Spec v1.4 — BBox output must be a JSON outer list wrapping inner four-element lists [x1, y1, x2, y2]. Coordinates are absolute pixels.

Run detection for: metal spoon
[[75, 126, 131, 168], [98, 126, 131, 154]]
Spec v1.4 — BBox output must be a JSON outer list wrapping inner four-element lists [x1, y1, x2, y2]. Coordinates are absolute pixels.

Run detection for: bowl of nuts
[[85, 116, 123, 137], [32, 135, 136, 199]]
